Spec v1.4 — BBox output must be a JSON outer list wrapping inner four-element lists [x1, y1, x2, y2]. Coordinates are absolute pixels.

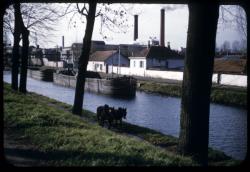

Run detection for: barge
[[27, 66, 55, 82], [53, 71, 137, 97]]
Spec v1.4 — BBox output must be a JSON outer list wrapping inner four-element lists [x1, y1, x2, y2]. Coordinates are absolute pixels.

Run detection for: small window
[[100, 64, 102, 71], [94, 64, 98, 70], [140, 61, 144, 68], [133, 61, 136, 67]]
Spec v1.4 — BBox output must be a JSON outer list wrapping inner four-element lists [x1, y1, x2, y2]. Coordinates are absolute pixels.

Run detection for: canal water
[[3, 72, 247, 160]]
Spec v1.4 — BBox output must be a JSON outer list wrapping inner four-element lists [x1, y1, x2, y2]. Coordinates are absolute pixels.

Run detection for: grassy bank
[[3, 83, 240, 166], [137, 81, 246, 108]]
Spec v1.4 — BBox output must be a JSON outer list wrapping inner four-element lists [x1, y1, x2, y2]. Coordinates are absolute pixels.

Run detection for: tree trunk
[[11, 3, 22, 90], [72, 2, 97, 115], [178, 2, 219, 166], [246, 3, 250, 163], [1, 0, 12, 164], [19, 27, 29, 93], [242, 2, 249, 162], [18, 1, 30, 94]]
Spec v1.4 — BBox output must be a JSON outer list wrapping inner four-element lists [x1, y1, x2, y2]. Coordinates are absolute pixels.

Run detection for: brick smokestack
[[134, 15, 138, 41], [160, 9, 165, 47], [62, 36, 64, 48]]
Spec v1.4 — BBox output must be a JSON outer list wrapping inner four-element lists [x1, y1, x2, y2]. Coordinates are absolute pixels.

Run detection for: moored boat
[[53, 70, 137, 97]]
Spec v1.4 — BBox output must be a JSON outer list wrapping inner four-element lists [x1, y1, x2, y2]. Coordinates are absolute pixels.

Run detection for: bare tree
[[4, 3, 69, 47], [71, 2, 96, 115], [4, 3, 69, 92], [68, 3, 130, 115], [11, 2, 22, 90], [240, 39, 247, 53], [19, 7, 30, 93], [1, 0, 13, 163], [219, 5, 247, 41], [10, 2, 30, 93], [221, 40, 231, 53], [67, 3, 130, 41], [232, 40, 240, 52]]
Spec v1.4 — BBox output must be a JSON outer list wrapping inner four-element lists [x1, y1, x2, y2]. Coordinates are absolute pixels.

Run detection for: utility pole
[[35, 32, 38, 47], [117, 48, 118, 75], [56, 45, 58, 69], [118, 45, 121, 75], [74, 21, 77, 43], [112, 51, 113, 78]]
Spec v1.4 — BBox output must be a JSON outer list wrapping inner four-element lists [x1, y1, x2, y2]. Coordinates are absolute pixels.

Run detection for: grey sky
[[31, 4, 245, 50]]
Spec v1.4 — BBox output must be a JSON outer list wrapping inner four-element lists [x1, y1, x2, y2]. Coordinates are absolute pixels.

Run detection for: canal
[[3, 72, 247, 160]]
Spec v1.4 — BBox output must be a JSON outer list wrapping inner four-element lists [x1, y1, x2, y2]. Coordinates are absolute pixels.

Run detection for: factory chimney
[[160, 9, 165, 47], [134, 15, 138, 41], [62, 36, 64, 48]]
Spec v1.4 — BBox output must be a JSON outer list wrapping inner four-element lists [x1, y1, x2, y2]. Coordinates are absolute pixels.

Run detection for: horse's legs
[[109, 118, 113, 129], [108, 120, 111, 129], [100, 116, 104, 127]]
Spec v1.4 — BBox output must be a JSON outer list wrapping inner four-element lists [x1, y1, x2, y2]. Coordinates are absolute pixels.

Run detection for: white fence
[[146, 70, 183, 81], [100, 66, 247, 87], [220, 74, 247, 87]]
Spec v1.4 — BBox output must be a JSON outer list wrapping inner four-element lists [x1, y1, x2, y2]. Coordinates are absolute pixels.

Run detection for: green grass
[[210, 88, 246, 107], [3, 83, 241, 166], [137, 81, 246, 108], [4, 83, 194, 166]]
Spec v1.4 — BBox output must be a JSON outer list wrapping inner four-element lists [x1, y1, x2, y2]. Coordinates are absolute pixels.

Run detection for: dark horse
[[112, 107, 127, 126], [97, 104, 114, 129], [96, 105, 127, 129]]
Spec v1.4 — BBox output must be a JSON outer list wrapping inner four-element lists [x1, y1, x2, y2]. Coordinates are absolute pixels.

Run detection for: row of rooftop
[[3, 40, 246, 74]]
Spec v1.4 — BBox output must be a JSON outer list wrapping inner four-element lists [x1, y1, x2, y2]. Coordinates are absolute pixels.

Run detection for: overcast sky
[[24, 4, 245, 50]]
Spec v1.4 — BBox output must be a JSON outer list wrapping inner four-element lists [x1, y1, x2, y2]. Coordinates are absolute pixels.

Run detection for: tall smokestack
[[62, 36, 64, 48], [160, 9, 165, 47], [134, 15, 138, 41]]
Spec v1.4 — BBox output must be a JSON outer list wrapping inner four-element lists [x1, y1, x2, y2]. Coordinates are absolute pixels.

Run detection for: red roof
[[89, 50, 117, 61]]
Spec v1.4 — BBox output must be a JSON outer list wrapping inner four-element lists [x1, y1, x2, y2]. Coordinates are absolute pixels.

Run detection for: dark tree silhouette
[[19, 23, 29, 93], [242, 3, 249, 161], [10, 2, 30, 93], [178, 2, 219, 166], [11, 2, 22, 90], [72, 2, 97, 115], [70, 3, 130, 115], [5, 3, 68, 92], [1, 0, 12, 163]]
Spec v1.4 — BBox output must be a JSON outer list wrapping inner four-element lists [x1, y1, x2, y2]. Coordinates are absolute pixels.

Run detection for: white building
[[87, 50, 129, 73], [129, 46, 184, 73]]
